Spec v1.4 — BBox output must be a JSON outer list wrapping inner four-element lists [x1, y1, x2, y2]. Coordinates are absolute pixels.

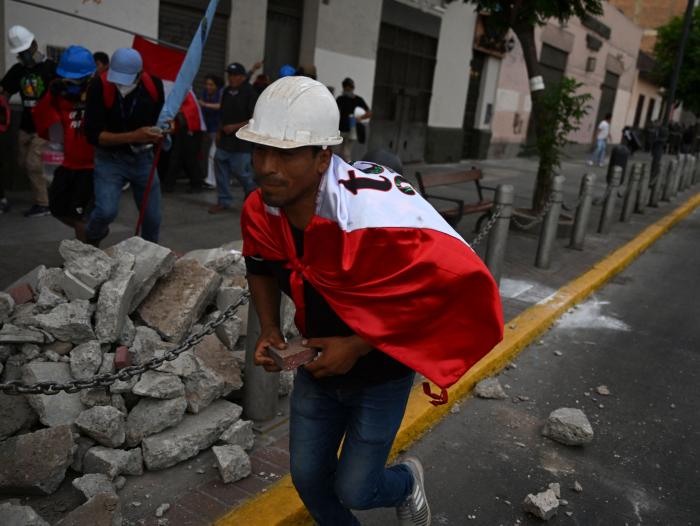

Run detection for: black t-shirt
[[1, 60, 56, 133], [219, 82, 257, 153], [84, 75, 165, 154], [245, 225, 413, 389], [336, 94, 369, 132]]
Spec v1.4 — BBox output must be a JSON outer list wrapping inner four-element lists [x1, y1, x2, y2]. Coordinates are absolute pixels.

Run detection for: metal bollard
[[662, 159, 678, 201], [535, 175, 565, 269], [677, 154, 687, 193], [684, 156, 695, 190], [649, 160, 666, 207], [484, 184, 514, 285], [635, 163, 650, 214], [694, 155, 700, 185], [598, 166, 622, 234], [242, 297, 280, 421], [621, 163, 641, 223], [672, 157, 683, 196], [569, 173, 596, 251]]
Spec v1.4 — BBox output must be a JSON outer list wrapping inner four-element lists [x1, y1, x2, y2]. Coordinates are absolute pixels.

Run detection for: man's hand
[[131, 126, 164, 144], [303, 335, 372, 378], [254, 326, 285, 372]]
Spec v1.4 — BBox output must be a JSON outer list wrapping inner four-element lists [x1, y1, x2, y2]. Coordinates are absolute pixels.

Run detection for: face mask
[[18, 50, 35, 67], [343, 89, 354, 97], [116, 82, 138, 97], [61, 79, 87, 99]]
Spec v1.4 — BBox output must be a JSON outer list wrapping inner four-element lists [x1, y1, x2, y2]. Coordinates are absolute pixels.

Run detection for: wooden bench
[[415, 167, 495, 227]]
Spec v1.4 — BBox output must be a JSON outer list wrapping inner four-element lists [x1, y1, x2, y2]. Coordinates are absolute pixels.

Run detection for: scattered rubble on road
[[473, 377, 508, 399], [542, 407, 594, 446], [522, 487, 559, 520], [596, 385, 611, 396]]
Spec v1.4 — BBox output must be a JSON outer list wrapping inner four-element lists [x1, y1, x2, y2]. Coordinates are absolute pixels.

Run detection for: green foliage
[[466, 0, 603, 29], [530, 77, 593, 171], [653, 6, 700, 115]]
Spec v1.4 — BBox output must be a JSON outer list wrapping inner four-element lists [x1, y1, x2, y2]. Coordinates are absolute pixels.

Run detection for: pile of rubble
[[0, 237, 296, 523]]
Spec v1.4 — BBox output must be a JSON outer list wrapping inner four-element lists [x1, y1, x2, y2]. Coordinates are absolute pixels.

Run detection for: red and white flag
[[132, 36, 205, 132], [241, 156, 504, 403]]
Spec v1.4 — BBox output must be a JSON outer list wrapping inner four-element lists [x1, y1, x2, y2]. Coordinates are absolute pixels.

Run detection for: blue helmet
[[57, 46, 96, 79], [278, 64, 296, 78]]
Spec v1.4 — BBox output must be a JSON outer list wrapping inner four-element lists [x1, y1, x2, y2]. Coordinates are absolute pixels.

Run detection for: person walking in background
[[0, 25, 56, 217], [93, 52, 109, 74], [32, 46, 96, 241], [336, 77, 371, 163], [208, 62, 257, 214], [162, 111, 205, 193], [84, 47, 165, 245], [589, 113, 611, 167], [198, 73, 223, 189]]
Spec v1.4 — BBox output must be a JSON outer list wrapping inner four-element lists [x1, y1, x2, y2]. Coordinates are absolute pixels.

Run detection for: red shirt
[[33, 89, 94, 170]]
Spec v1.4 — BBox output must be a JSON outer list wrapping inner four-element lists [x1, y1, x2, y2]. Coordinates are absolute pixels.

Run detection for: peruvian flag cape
[[242, 155, 504, 401]]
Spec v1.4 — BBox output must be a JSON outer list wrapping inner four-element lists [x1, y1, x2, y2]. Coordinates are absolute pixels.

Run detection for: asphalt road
[[357, 208, 700, 525]]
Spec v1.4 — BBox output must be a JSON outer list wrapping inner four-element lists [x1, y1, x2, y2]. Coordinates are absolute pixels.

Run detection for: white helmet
[[8, 25, 35, 54], [237, 76, 342, 149]]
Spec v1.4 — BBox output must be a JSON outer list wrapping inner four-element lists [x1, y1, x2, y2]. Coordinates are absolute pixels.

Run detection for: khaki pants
[[18, 129, 49, 206]]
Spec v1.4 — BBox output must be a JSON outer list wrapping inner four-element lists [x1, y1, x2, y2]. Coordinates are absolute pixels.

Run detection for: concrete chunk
[[132, 371, 185, 399], [35, 300, 95, 344], [0, 391, 38, 440], [138, 259, 222, 342], [0, 323, 46, 344], [75, 406, 126, 448], [22, 362, 84, 427], [60, 270, 96, 301], [181, 247, 240, 273], [54, 492, 122, 526], [212, 444, 251, 483], [219, 419, 255, 450], [142, 400, 242, 470], [106, 237, 176, 312], [71, 436, 97, 473], [0, 425, 75, 495], [522, 489, 559, 520], [0, 502, 50, 526], [542, 408, 594, 446], [0, 291, 16, 323], [95, 254, 136, 343], [72, 473, 117, 500], [474, 377, 508, 400], [125, 396, 187, 447], [83, 446, 143, 479], [59, 239, 117, 290], [70, 341, 103, 380]]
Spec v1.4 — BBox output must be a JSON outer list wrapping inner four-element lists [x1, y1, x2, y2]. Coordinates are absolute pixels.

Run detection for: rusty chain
[[510, 192, 556, 231], [0, 293, 250, 396]]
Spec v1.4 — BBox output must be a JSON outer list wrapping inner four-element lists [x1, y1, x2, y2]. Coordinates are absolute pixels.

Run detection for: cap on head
[[8, 25, 35, 54], [236, 76, 342, 149], [278, 64, 296, 78], [342, 77, 354, 88], [226, 62, 247, 76], [57, 46, 96, 79], [107, 48, 143, 85]]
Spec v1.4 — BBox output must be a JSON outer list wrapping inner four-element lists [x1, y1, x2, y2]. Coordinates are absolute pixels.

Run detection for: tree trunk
[[513, 24, 552, 212]]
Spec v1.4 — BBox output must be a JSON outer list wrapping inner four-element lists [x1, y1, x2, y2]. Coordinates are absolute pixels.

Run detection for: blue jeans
[[87, 148, 161, 243], [591, 139, 607, 165], [214, 149, 255, 207], [290, 368, 415, 526]]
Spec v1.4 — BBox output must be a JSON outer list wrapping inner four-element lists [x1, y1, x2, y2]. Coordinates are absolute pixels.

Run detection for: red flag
[[131, 36, 205, 132]]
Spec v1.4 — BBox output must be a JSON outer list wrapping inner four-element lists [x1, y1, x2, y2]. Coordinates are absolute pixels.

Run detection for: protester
[[0, 93, 10, 214], [252, 73, 271, 94], [84, 47, 165, 245], [278, 64, 296, 79], [0, 25, 56, 217], [32, 46, 96, 241], [208, 62, 257, 214], [336, 77, 371, 162], [589, 112, 612, 167], [239, 76, 503, 526], [93, 51, 109, 74], [198, 73, 223, 188], [162, 111, 205, 192]]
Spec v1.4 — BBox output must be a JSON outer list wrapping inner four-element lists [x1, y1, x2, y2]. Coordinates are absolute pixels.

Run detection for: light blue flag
[[157, 0, 219, 129]]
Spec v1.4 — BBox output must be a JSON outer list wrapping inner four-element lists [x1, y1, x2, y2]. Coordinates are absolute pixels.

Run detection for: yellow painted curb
[[215, 191, 700, 526]]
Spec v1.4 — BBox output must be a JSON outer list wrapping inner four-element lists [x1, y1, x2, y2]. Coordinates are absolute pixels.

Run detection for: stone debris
[[69, 340, 103, 380], [72, 473, 117, 499], [75, 406, 126, 448], [0, 292, 16, 323], [181, 247, 241, 274], [473, 377, 508, 399], [0, 425, 75, 495], [548, 482, 561, 499], [212, 444, 251, 483], [54, 492, 122, 526], [0, 502, 50, 526], [71, 436, 97, 473], [83, 446, 143, 479], [114, 476, 126, 490], [0, 323, 46, 344], [8, 282, 35, 305], [155, 503, 171, 518], [573, 481, 583, 492], [34, 300, 95, 344], [553, 350, 563, 356], [596, 385, 610, 396], [59, 239, 117, 290], [215, 313, 242, 350], [95, 253, 136, 343], [0, 391, 37, 440], [132, 371, 185, 399], [138, 259, 222, 342], [522, 489, 559, 520], [142, 400, 242, 470], [60, 270, 96, 301], [22, 362, 84, 427], [542, 408, 594, 446], [125, 397, 187, 447], [219, 419, 255, 450], [119, 317, 136, 346]]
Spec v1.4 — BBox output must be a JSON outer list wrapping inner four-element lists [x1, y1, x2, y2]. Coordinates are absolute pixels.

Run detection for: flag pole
[[9, 0, 188, 51]]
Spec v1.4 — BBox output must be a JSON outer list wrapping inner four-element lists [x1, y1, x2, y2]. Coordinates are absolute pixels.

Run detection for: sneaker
[[0, 198, 9, 214], [23, 205, 51, 218], [396, 457, 431, 526], [208, 203, 230, 214]]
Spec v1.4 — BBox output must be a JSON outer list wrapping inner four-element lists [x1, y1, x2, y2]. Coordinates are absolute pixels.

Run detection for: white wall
[[314, 48, 376, 105], [3, 0, 158, 71], [475, 55, 501, 131], [428, 2, 478, 128], [226, 0, 267, 69]]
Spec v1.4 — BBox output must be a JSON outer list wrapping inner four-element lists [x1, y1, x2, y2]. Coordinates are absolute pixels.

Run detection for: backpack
[[100, 71, 159, 108]]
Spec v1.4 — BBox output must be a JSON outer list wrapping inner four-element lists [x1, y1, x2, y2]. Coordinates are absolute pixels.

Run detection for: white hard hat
[[237, 76, 342, 149], [8, 25, 35, 54]]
